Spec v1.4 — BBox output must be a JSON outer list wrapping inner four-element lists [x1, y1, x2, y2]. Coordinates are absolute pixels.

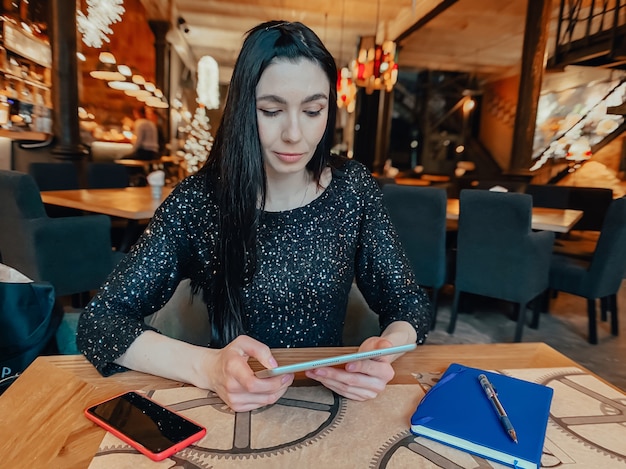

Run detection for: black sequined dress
[[77, 159, 431, 375]]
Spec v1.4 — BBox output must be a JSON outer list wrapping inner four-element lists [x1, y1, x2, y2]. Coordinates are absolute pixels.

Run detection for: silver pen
[[478, 374, 518, 443]]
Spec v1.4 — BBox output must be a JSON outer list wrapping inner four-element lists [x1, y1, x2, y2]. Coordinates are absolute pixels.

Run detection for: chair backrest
[[587, 196, 626, 295], [0, 169, 47, 220], [458, 189, 533, 246], [455, 190, 553, 303], [525, 184, 613, 231], [28, 162, 79, 191], [524, 184, 570, 209], [86, 162, 130, 189], [0, 170, 117, 297], [383, 184, 447, 289], [0, 170, 48, 281]]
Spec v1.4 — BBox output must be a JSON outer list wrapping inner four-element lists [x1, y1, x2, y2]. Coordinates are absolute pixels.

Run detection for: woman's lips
[[275, 152, 305, 163]]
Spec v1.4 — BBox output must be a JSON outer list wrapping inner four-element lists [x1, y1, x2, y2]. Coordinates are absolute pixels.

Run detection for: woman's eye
[[260, 109, 280, 117], [305, 109, 322, 117]]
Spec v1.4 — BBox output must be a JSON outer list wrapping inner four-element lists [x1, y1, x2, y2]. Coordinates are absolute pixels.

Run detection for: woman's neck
[[262, 167, 332, 212], [263, 170, 312, 212]]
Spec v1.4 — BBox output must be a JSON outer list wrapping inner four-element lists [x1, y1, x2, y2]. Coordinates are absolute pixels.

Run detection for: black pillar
[[148, 20, 170, 93], [378, 89, 394, 172], [149, 20, 171, 145], [353, 88, 393, 174], [50, 0, 87, 159], [353, 89, 380, 172]]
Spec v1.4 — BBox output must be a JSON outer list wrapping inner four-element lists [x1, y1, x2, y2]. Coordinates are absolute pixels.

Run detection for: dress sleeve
[[351, 167, 431, 344], [76, 179, 206, 375]]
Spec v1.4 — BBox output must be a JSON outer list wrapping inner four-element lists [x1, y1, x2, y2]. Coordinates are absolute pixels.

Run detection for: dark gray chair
[[28, 162, 81, 218], [28, 162, 80, 191], [448, 190, 555, 342], [383, 184, 448, 329], [0, 169, 122, 300], [85, 162, 133, 250], [545, 196, 626, 344], [525, 184, 613, 232], [86, 162, 130, 189]]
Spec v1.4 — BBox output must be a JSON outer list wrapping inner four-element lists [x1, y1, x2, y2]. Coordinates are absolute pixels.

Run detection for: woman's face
[[256, 58, 329, 177]]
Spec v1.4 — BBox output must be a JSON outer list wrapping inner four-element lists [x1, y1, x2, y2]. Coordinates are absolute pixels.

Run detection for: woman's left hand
[[304, 336, 397, 400]]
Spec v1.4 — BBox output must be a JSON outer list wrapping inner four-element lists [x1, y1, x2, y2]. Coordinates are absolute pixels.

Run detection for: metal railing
[[554, 0, 626, 54]]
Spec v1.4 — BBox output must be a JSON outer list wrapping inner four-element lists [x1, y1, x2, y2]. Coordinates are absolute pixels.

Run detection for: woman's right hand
[[115, 331, 292, 413], [201, 335, 294, 412]]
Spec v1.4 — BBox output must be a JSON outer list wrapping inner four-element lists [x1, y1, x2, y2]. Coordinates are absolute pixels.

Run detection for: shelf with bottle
[[0, 47, 50, 94], [0, 74, 50, 107], [0, 18, 52, 107]]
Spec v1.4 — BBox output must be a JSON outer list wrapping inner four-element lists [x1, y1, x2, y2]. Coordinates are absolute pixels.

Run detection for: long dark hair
[[199, 21, 338, 347]]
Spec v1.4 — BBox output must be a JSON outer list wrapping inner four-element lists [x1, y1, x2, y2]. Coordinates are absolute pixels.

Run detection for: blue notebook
[[410, 363, 553, 469]]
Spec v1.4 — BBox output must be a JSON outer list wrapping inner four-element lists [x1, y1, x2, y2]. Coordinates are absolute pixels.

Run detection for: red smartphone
[[85, 390, 206, 462]]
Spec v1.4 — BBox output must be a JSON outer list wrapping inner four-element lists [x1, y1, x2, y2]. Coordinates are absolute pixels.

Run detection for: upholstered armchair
[[0, 169, 122, 299], [525, 184, 613, 232], [383, 184, 448, 329], [28, 162, 81, 218], [546, 196, 626, 344], [448, 190, 555, 342], [86, 162, 130, 189], [28, 162, 80, 191]]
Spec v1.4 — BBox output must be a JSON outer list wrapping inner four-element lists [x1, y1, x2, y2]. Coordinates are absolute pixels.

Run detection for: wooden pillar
[[49, 0, 87, 159], [509, 0, 551, 170]]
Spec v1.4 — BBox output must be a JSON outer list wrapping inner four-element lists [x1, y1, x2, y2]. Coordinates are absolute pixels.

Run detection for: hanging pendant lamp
[[352, 0, 398, 94]]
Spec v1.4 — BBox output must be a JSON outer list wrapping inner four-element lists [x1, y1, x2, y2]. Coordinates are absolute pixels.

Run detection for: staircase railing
[[551, 0, 626, 68]]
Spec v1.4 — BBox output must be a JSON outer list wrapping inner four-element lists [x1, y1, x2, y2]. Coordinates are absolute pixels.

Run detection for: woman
[[77, 21, 431, 412], [125, 105, 160, 161]]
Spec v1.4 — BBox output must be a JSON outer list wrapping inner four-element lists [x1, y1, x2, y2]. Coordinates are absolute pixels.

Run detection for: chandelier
[[351, 0, 398, 94], [352, 36, 398, 94], [336, 0, 357, 112], [337, 66, 357, 112], [77, 0, 125, 48]]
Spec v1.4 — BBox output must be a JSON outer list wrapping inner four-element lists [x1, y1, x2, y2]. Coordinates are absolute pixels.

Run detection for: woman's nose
[[281, 114, 303, 142]]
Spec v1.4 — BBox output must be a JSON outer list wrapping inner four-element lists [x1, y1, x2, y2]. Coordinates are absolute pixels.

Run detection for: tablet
[[255, 343, 417, 378]]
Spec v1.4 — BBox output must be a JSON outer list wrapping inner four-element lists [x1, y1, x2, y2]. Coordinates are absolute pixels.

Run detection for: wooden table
[[0, 343, 593, 468], [114, 158, 164, 172], [41, 187, 173, 251], [394, 177, 431, 186], [446, 198, 584, 233], [41, 186, 172, 220]]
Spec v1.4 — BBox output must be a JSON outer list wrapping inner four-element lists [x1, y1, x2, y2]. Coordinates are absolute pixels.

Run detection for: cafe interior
[[0, 1, 625, 466]]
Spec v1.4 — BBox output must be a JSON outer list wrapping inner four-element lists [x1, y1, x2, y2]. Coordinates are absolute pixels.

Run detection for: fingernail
[[346, 363, 356, 372], [281, 374, 292, 384], [269, 357, 278, 367]]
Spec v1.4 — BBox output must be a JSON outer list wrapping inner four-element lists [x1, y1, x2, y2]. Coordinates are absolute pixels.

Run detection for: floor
[[426, 281, 626, 392]]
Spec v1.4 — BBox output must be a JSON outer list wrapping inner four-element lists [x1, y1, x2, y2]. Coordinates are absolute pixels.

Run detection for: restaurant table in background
[[2, 343, 623, 468], [114, 158, 163, 173], [394, 177, 431, 186], [115, 156, 186, 186], [446, 198, 584, 233], [41, 186, 172, 252]]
